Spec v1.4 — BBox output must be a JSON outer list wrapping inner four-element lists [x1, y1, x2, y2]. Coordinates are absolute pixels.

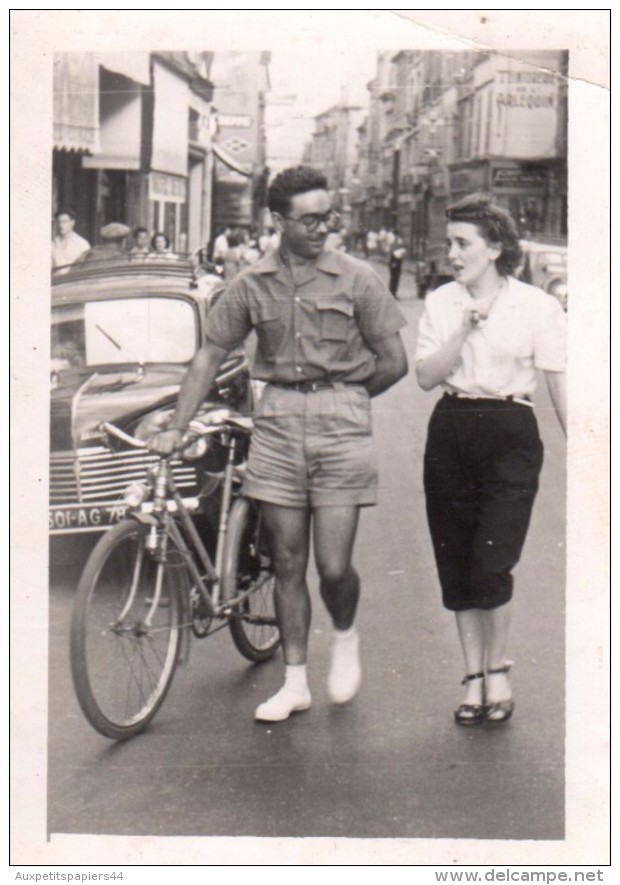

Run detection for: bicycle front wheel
[[70, 519, 186, 740], [222, 497, 281, 663]]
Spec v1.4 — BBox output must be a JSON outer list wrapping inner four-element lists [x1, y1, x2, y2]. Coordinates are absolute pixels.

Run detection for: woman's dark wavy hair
[[446, 192, 522, 277], [151, 231, 170, 250], [267, 165, 328, 216]]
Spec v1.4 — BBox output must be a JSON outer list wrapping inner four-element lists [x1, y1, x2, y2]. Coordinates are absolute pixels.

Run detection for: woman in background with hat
[[415, 193, 567, 727]]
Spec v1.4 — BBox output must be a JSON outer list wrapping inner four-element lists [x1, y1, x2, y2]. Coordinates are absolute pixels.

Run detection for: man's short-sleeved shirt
[[51, 232, 91, 268], [205, 248, 407, 383], [415, 277, 566, 398]]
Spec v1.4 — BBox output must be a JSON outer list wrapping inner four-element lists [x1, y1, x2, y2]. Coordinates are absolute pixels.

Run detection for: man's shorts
[[242, 383, 378, 508]]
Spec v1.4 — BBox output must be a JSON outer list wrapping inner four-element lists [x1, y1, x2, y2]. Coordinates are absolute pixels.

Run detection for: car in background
[[517, 239, 568, 311], [50, 256, 251, 536]]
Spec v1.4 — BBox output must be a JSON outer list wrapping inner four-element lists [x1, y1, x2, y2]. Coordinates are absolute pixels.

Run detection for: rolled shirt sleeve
[[533, 295, 567, 371], [204, 276, 253, 350], [414, 290, 444, 362], [355, 267, 407, 344]]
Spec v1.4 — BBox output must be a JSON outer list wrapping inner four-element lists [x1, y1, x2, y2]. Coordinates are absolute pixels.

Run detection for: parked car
[[517, 239, 568, 311], [50, 256, 251, 536]]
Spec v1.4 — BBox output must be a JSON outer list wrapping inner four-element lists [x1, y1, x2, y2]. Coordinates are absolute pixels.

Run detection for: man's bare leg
[[313, 505, 361, 628], [313, 506, 363, 703]]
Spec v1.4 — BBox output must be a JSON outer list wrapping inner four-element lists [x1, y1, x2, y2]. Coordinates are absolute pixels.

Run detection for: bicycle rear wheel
[[222, 497, 281, 663], [70, 519, 186, 740]]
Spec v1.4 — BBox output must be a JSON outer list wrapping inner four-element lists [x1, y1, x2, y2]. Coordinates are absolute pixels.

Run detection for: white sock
[[334, 626, 358, 642], [284, 664, 308, 693]]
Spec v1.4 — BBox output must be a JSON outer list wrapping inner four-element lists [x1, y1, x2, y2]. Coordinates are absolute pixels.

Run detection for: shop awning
[[53, 53, 99, 152], [212, 142, 253, 178], [96, 52, 151, 87]]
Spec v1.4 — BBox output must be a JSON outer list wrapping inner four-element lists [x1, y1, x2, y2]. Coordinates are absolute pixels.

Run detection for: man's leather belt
[[270, 380, 362, 394]]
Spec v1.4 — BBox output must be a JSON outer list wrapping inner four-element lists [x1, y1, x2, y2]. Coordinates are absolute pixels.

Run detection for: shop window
[[164, 202, 177, 248]]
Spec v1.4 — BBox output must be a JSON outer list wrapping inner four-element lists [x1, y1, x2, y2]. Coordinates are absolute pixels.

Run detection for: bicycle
[[69, 409, 281, 741]]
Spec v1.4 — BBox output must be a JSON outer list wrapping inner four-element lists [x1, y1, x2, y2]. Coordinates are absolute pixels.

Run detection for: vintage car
[[50, 257, 251, 536], [517, 239, 568, 311]]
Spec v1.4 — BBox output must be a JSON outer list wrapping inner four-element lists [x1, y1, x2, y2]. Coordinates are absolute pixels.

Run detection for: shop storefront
[[449, 159, 566, 239]]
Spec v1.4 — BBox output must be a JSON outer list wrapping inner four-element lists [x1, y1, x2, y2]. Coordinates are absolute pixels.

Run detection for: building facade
[[345, 50, 568, 275], [52, 50, 271, 253], [208, 51, 271, 235], [304, 99, 366, 235]]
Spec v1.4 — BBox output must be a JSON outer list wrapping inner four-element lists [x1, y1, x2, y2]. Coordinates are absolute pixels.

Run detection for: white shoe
[[254, 686, 312, 722], [328, 631, 361, 704]]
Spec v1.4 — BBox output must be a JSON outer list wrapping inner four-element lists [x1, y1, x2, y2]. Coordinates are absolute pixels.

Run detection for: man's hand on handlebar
[[148, 427, 185, 456]]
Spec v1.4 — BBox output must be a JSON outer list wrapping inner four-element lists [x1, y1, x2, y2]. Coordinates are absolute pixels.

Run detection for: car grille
[[50, 446, 199, 505]]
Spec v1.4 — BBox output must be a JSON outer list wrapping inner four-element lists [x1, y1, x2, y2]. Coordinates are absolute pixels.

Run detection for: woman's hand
[[416, 308, 477, 391], [148, 427, 184, 456], [461, 306, 484, 333]]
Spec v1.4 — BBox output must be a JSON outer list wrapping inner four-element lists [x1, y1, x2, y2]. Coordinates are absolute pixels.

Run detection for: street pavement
[[47, 262, 566, 841]]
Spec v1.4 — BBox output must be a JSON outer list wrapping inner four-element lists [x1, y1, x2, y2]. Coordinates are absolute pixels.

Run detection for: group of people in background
[[211, 225, 279, 281], [51, 208, 178, 269], [51, 208, 405, 292]]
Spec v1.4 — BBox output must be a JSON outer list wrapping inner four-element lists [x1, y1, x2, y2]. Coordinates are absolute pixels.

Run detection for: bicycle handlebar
[[101, 422, 148, 449], [100, 410, 253, 454]]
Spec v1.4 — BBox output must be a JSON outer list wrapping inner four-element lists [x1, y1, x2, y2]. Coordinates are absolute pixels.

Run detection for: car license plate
[[49, 503, 128, 534]]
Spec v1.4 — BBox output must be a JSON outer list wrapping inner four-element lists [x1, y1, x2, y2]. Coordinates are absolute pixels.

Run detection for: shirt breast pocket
[[249, 305, 285, 362], [316, 298, 355, 342]]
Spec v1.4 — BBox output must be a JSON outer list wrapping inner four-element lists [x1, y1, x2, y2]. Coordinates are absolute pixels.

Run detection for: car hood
[[50, 364, 187, 451]]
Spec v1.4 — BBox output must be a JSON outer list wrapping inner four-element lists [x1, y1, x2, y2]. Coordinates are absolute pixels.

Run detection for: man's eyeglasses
[[284, 209, 341, 233]]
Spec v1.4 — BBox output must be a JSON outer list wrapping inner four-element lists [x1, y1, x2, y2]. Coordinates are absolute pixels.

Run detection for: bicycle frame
[[121, 424, 257, 621]]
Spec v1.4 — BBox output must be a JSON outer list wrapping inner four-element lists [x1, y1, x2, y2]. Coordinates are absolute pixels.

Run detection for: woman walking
[[415, 193, 567, 726]]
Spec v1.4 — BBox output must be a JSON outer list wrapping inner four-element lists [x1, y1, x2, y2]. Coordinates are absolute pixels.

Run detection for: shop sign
[[492, 167, 548, 189], [218, 115, 252, 128], [149, 172, 187, 203], [495, 69, 557, 110]]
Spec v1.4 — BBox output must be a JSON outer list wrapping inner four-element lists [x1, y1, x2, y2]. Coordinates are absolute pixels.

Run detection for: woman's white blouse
[[415, 277, 567, 398]]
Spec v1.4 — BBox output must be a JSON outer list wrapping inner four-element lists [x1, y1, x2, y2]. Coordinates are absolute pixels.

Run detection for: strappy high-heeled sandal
[[484, 662, 515, 724], [454, 671, 485, 726]]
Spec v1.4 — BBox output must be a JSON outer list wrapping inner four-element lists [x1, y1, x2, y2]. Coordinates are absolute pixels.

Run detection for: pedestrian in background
[[51, 207, 91, 268], [149, 165, 408, 723], [366, 229, 378, 258], [223, 233, 243, 281], [415, 193, 566, 727], [79, 222, 130, 262], [130, 226, 150, 256], [149, 231, 175, 258], [212, 226, 232, 264], [388, 231, 406, 297]]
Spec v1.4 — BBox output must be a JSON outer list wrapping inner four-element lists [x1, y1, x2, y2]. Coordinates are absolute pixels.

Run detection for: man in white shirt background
[[51, 207, 90, 268]]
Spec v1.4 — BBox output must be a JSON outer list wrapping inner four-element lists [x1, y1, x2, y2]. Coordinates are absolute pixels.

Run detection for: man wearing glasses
[[150, 166, 408, 722]]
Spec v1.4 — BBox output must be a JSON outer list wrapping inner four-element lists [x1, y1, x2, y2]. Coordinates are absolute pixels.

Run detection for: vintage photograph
[[11, 9, 609, 869]]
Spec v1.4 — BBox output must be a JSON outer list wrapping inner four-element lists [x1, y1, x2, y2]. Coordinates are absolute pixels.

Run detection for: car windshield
[[51, 296, 197, 370]]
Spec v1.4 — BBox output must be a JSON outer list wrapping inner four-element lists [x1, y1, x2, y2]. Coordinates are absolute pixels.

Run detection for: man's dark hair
[[55, 207, 76, 221], [267, 166, 328, 216], [133, 226, 148, 238], [446, 192, 522, 277]]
